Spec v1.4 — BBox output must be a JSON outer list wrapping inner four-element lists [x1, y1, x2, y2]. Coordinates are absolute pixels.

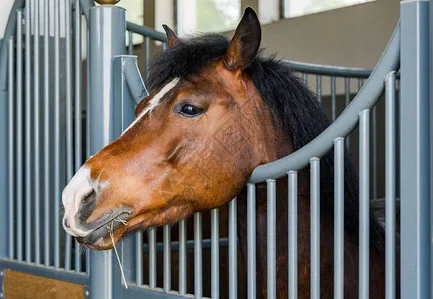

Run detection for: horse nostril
[[64, 218, 70, 229], [82, 190, 95, 204]]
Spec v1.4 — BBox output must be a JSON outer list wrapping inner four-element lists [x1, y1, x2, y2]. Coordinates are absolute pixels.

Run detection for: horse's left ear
[[223, 7, 261, 71], [162, 24, 180, 48]]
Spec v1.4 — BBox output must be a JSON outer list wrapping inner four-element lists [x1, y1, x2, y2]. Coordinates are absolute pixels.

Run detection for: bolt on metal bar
[[74, 0, 83, 273], [25, 0, 32, 264], [385, 71, 396, 299], [43, 0, 50, 268], [267, 179, 276, 299], [16, 8, 23, 263], [331, 76, 336, 120], [33, 0, 41, 265], [359, 109, 370, 299], [163, 225, 171, 292], [310, 158, 320, 299], [334, 137, 344, 299], [247, 183, 256, 299], [8, 37, 15, 259], [194, 212, 203, 298], [229, 198, 237, 299], [54, 0, 61, 269], [211, 208, 220, 299], [178, 219, 187, 295], [65, 0, 73, 271], [288, 171, 298, 299], [148, 228, 157, 288]]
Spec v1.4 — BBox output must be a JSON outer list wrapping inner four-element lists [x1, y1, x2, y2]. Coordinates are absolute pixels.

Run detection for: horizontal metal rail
[[283, 60, 371, 78]]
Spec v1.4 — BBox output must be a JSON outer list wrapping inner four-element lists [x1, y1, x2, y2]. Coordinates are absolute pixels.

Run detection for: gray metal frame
[[0, 0, 431, 298]]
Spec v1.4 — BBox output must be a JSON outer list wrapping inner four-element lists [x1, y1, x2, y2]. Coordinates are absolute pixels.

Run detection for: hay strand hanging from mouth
[[107, 220, 128, 289]]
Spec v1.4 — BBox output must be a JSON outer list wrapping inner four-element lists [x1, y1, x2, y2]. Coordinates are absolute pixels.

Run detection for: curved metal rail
[[248, 23, 400, 183]]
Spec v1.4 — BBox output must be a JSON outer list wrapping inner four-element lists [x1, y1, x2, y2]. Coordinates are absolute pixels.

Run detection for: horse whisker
[[107, 221, 128, 289]]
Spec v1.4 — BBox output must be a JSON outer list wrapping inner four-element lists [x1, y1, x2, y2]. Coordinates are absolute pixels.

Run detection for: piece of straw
[[107, 220, 128, 289]]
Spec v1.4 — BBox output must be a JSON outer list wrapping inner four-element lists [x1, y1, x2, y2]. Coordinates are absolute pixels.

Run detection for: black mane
[[148, 34, 384, 251]]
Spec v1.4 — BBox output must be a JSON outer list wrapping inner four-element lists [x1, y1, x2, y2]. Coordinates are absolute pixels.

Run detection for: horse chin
[[76, 220, 128, 250]]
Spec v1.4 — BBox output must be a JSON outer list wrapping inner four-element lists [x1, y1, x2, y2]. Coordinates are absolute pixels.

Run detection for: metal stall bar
[[16, 9, 23, 263], [54, 0, 61, 269], [359, 109, 370, 299], [194, 212, 203, 298], [288, 171, 298, 299], [331, 76, 336, 120], [247, 183, 256, 299], [33, 0, 41, 265], [8, 37, 15, 259], [65, 0, 73, 271], [43, 0, 50, 268], [372, 106, 377, 201], [178, 219, 187, 295], [145, 37, 150, 81], [88, 6, 126, 298], [211, 208, 219, 299], [385, 71, 396, 299], [334, 137, 344, 299], [25, 0, 32, 264], [302, 73, 307, 85], [163, 225, 171, 292], [344, 78, 350, 149], [128, 31, 133, 55], [316, 75, 322, 102], [135, 231, 143, 285], [400, 1, 431, 298], [267, 179, 276, 299], [149, 228, 157, 288], [74, 0, 83, 273], [310, 158, 320, 299], [229, 198, 237, 299]]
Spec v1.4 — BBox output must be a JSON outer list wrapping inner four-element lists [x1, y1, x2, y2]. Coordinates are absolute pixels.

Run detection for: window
[[177, 0, 241, 35], [283, 0, 375, 19], [116, 0, 144, 45]]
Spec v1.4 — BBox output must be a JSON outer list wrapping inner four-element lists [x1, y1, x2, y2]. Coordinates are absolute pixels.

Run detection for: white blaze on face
[[122, 77, 180, 135]]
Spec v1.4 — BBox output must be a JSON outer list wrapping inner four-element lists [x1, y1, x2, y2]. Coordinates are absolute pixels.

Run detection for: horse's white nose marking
[[122, 77, 180, 135], [62, 167, 94, 237]]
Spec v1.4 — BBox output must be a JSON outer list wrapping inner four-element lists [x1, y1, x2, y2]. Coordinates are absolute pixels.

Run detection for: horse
[[62, 7, 389, 298]]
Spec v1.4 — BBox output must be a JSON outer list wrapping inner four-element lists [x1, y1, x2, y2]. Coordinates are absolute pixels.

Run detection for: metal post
[[400, 1, 431, 298], [88, 5, 126, 299]]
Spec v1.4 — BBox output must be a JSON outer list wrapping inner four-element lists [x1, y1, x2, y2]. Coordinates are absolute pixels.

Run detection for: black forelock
[[147, 33, 384, 251]]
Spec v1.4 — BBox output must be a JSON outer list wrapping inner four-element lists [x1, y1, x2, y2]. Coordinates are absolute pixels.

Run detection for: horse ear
[[162, 24, 180, 48], [223, 7, 261, 71]]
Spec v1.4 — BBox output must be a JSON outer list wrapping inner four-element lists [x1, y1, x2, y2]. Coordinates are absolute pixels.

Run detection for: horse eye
[[179, 104, 203, 117]]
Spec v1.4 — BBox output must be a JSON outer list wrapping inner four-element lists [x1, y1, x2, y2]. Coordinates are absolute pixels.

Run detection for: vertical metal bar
[[345, 77, 350, 149], [331, 76, 336, 120], [16, 9, 24, 263], [54, 0, 61, 269], [359, 109, 370, 299], [148, 228, 157, 288], [163, 225, 171, 292], [316, 75, 322, 102], [302, 73, 307, 85], [88, 6, 126, 298], [334, 137, 344, 299], [43, 0, 50, 268], [135, 232, 143, 285], [229, 198, 237, 299], [267, 179, 276, 299], [74, 0, 83, 273], [178, 219, 187, 295], [145, 37, 150, 81], [25, 0, 32, 264], [358, 78, 364, 91], [128, 31, 133, 55], [65, 0, 73, 271], [288, 172, 298, 299], [211, 208, 219, 299], [400, 2, 431, 298], [372, 106, 377, 201], [385, 71, 396, 299], [33, 0, 41, 265], [8, 37, 15, 259], [194, 212, 203, 298], [247, 183, 256, 299], [310, 158, 320, 299]]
